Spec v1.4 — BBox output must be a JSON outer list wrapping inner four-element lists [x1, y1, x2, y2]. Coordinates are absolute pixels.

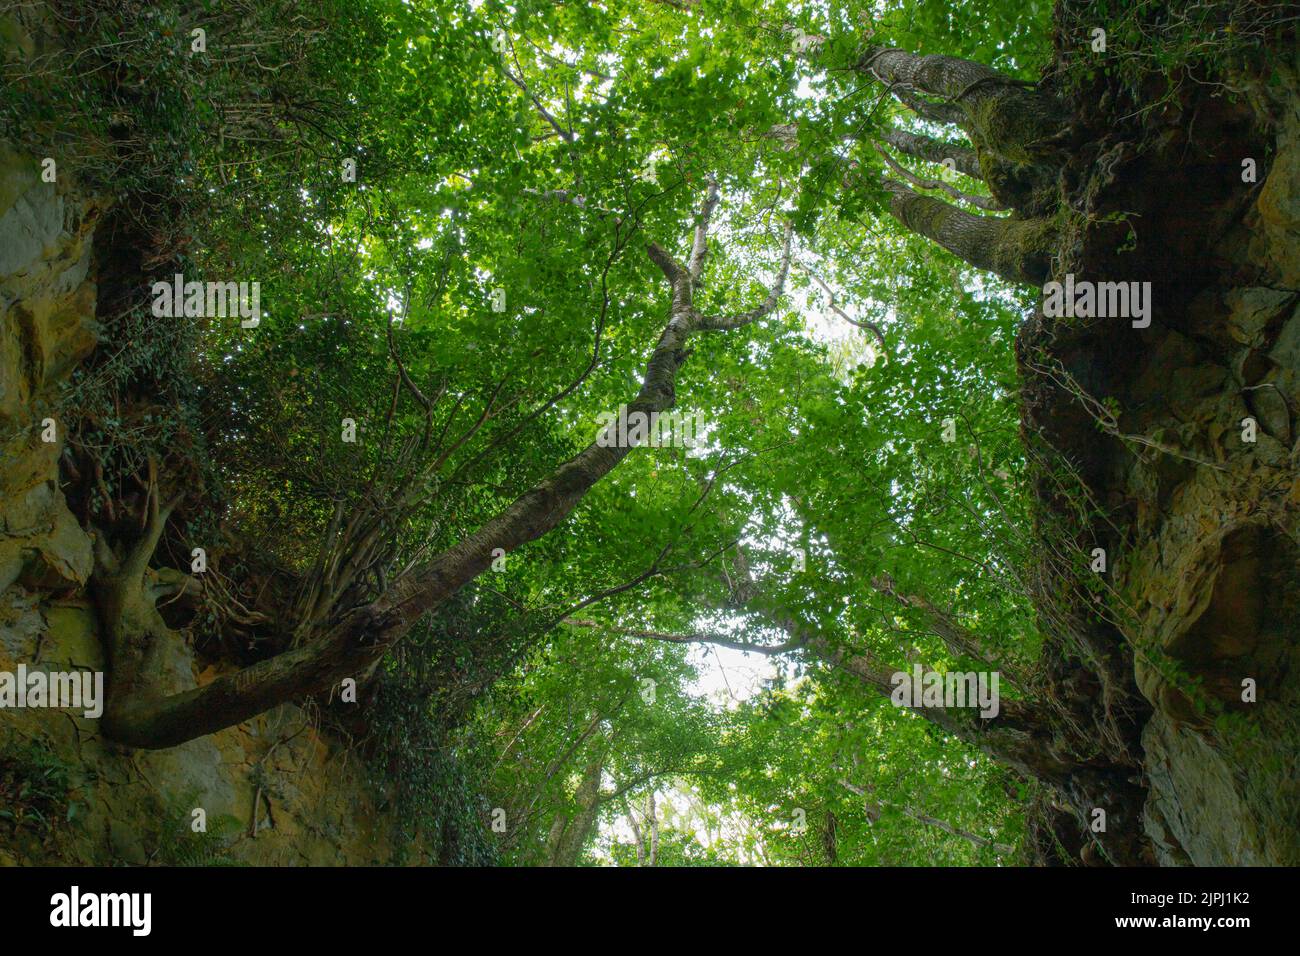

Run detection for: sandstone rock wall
[[0, 139, 400, 866], [1122, 77, 1300, 866]]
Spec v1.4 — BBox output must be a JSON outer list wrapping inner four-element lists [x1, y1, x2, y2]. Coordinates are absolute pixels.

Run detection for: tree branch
[[563, 618, 804, 656], [878, 127, 982, 180], [875, 145, 1006, 211], [697, 222, 794, 331], [687, 175, 720, 282], [793, 257, 887, 351], [881, 179, 1052, 285]]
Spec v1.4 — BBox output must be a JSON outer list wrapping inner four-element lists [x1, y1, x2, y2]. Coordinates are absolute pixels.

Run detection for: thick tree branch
[[860, 46, 1008, 108], [859, 46, 1066, 164], [878, 127, 982, 180], [97, 184, 786, 749], [882, 179, 1052, 285]]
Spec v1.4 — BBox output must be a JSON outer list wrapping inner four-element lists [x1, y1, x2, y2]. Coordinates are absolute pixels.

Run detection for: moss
[[966, 88, 1065, 166], [991, 216, 1059, 286]]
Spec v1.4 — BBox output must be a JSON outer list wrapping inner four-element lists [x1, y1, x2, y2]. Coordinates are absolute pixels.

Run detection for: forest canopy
[[1, 0, 1295, 868]]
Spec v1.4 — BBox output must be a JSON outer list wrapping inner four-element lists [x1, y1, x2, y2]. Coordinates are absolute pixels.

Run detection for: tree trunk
[[882, 180, 1054, 285], [859, 47, 1067, 164], [545, 754, 606, 866]]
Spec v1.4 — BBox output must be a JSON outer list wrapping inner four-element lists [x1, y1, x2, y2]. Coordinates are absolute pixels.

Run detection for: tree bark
[[859, 47, 1066, 164], [545, 754, 606, 866], [882, 180, 1053, 285], [878, 128, 982, 180]]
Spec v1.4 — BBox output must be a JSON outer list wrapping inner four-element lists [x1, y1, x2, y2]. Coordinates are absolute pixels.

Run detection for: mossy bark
[[883, 179, 1056, 285], [860, 47, 1068, 162]]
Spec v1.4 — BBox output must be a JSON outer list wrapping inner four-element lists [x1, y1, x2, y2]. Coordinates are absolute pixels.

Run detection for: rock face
[[0, 601, 398, 866], [1125, 87, 1300, 867], [1010, 29, 1300, 863], [0, 142, 401, 866], [1018, 64, 1300, 864], [0, 142, 99, 597]]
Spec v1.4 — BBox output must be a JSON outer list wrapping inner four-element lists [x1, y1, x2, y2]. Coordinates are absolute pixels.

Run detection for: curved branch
[[698, 222, 794, 331], [875, 145, 1006, 212], [793, 257, 887, 352]]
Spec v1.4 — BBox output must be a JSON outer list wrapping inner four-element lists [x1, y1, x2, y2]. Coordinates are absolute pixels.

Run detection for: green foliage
[[6, 0, 1096, 865], [151, 792, 244, 866], [1, 0, 386, 200], [364, 590, 533, 865], [1053, 1, 1295, 115], [0, 737, 73, 841]]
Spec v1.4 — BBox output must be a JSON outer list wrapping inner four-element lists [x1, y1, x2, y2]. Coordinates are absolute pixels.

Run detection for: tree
[[4, 0, 1296, 867]]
